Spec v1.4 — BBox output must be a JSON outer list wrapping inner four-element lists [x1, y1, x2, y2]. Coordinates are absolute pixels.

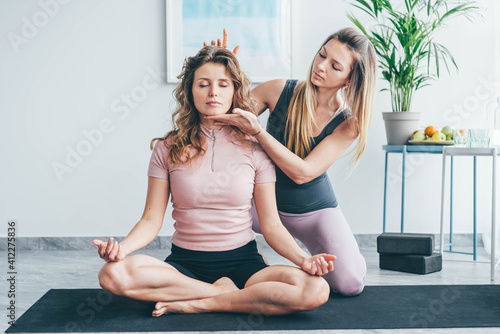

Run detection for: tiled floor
[[1, 237, 499, 334]]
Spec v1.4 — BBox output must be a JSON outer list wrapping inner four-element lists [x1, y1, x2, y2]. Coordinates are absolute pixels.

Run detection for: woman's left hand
[[301, 254, 336, 276], [206, 108, 262, 135], [202, 28, 240, 55]]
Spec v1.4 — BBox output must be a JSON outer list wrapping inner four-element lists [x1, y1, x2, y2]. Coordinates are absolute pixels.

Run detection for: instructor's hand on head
[[92, 237, 126, 262], [202, 28, 240, 55], [301, 254, 336, 276]]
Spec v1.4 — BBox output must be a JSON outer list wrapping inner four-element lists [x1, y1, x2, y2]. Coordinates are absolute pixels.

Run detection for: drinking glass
[[453, 129, 468, 147], [468, 129, 491, 148]]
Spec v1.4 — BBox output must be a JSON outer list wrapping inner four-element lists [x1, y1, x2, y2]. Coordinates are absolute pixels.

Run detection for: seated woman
[[92, 46, 335, 316]]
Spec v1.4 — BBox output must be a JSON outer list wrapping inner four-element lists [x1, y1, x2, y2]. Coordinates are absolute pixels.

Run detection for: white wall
[[0, 0, 498, 237]]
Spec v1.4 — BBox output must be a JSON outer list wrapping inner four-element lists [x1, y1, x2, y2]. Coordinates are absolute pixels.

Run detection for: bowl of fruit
[[408, 126, 454, 145]]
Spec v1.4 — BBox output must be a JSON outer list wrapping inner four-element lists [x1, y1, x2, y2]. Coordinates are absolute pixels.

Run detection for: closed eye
[[319, 52, 341, 71]]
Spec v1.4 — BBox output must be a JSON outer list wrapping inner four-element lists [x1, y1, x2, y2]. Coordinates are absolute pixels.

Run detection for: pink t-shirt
[[148, 124, 276, 251]]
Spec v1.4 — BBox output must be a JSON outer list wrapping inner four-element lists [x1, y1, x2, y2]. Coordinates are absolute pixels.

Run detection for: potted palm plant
[[348, 0, 479, 145]]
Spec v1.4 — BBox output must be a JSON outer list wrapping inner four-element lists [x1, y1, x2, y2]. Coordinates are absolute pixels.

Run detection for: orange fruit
[[424, 126, 439, 137]]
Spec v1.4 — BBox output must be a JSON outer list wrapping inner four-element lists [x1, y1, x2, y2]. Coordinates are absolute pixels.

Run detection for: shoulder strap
[[266, 80, 298, 145], [273, 79, 298, 116]]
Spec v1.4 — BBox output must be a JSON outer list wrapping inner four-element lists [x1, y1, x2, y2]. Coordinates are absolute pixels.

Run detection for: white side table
[[439, 147, 499, 281]]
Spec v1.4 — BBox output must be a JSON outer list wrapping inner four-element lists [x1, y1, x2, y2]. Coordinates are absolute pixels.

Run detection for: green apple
[[432, 132, 446, 141], [411, 130, 426, 141], [446, 134, 453, 141], [442, 126, 453, 137]]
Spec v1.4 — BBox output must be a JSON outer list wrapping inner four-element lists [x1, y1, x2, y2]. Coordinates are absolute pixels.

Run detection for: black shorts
[[164, 239, 268, 289]]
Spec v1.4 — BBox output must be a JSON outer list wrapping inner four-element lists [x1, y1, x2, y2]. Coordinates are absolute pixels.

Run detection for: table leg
[[440, 147, 447, 255], [492, 148, 497, 281], [401, 146, 407, 233], [383, 151, 389, 233], [450, 156, 454, 252], [473, 156, 477, 260]]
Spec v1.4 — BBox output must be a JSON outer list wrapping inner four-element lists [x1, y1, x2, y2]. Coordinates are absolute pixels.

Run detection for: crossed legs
[[98, 254, 237, 302], [98, 255, 330, 316]]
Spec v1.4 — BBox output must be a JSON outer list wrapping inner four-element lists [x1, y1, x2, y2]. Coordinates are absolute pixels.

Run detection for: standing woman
[[207, 27, 377, 296]]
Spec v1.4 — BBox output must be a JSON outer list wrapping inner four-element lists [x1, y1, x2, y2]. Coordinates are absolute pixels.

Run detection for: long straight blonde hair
[[286, 27, 377, 168]]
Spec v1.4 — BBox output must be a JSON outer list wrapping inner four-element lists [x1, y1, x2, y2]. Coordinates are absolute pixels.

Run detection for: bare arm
[[120, 176, 169, 253], [254, 182, 335, 275], [93, 176, 170, 261], [251, 79, 287, 115], [207, 110, 359, 184], [254, 121, 359, 184]]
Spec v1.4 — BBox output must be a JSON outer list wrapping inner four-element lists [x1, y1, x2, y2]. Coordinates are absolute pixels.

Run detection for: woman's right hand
[[301, 254, 336, 276], [206, 108, 262, 136], [92, 237, 126, 262], [203, 28, 240, 55]]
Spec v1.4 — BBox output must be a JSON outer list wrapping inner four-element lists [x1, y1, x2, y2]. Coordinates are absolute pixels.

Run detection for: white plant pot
[[382, 112, 421, 145]]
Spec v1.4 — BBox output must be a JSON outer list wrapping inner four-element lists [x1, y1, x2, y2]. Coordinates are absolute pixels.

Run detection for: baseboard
[[355, 233, 484, 248], [0, 233, 484, 251]]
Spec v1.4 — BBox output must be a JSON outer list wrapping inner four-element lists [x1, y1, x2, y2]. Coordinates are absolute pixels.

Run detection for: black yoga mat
[[6, 285, 500, 332]]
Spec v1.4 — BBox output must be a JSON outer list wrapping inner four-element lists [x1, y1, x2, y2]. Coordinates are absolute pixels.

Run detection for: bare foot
[[213, 277, 239, 294], [153, 299, 204, 316], [153, 277, 238, 316]]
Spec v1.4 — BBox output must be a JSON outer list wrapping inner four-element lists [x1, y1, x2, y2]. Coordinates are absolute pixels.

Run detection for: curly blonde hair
[[151, 46, 256, 164]]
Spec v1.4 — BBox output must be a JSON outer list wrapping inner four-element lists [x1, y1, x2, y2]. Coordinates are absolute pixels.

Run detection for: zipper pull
[[211, 129, 216, 172]]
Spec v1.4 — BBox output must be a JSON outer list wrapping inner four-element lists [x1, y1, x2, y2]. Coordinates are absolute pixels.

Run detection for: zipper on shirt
[[211, 129, 216, 172]]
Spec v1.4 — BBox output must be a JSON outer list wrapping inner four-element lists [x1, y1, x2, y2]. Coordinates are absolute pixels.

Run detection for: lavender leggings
[[252, 205, 367, 296]]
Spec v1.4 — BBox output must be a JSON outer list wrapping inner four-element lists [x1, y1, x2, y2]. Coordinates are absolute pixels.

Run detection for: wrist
[[251, 125, 263, 136], [298, 255, 309, 269], [118, 242, 131, 256]]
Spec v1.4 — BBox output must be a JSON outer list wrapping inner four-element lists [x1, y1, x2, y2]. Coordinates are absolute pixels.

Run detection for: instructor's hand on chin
[[301, 254, 336, 276], [92, 237, 126, 262], [206, 108, 261, 135]]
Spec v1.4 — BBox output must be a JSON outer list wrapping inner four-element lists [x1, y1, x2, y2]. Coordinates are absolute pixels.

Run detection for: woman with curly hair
[[92, 46, 335, 316]]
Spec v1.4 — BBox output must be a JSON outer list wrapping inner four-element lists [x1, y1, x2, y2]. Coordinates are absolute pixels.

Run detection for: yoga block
[[379, 252, 442, 274], [377, 233, 434, 256]]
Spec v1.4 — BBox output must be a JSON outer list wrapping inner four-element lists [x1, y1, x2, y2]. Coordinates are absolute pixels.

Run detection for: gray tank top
[[266, 79, 349, 214]]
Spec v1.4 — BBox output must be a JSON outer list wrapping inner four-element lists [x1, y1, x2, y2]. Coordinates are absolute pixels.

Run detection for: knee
[[331, 274, 365, 297], [98, 263, 117, 293], [297, 277, 330, 311], [98, 262, 129, 296], [335, 280, 365, 296]]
